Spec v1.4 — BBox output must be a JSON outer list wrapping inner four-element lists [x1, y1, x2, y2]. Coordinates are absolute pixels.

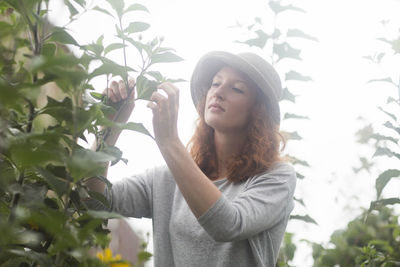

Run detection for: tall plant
[[0, 0, 182, 265], [232, 0, 317, 265], [312, 18, 400, 267], [363, 22, 400, 212]]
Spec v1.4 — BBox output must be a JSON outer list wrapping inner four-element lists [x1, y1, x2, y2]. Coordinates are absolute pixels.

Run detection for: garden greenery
[[0, 0, 182, 265]]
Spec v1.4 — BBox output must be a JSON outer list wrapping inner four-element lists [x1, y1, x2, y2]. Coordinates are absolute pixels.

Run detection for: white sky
[[49, 0, 400, 265]]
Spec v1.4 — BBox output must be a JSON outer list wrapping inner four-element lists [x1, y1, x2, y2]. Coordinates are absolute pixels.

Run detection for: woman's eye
[[211, 82, 220, 87], [233, 87, 244, 93]]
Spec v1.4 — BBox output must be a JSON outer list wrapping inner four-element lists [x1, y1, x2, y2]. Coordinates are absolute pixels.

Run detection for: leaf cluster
[[312, 207, 400, 267], [0, 0, 181, 265]]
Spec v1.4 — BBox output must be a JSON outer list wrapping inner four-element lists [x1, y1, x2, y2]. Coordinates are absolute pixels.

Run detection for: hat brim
[[190, 51, 280, 124]]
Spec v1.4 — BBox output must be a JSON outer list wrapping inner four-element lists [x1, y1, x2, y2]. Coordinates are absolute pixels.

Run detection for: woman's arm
[[147, 82, 221, 218], [86, 79, 136, 194]]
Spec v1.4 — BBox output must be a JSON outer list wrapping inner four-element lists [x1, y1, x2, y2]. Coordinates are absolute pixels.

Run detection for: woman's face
[[204, 66, 257, 133]]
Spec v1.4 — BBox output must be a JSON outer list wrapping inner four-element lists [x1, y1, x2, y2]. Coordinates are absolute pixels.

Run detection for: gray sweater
[[99, 161, 296, 267]]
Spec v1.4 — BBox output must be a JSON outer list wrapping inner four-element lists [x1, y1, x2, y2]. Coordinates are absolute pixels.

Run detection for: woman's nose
[[214, 84, 226, 100]]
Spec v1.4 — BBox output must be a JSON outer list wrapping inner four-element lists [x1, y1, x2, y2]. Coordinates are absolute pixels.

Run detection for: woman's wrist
[[157, 137, 183, 155]]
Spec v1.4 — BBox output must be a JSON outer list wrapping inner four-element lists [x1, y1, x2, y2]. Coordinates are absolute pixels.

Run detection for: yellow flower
[[96, 248, 130, 267]]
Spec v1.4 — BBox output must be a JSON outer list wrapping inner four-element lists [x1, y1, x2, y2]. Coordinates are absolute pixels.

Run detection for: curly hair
[[188, 91, 287, 183]]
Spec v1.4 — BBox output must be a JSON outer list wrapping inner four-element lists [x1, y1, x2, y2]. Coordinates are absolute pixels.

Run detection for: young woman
[[87, 51, 297, 267]]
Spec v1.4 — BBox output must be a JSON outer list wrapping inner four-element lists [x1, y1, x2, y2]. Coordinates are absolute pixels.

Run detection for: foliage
[[311, 207, 400, 267], [363, 21, 400, 212], [0, 0, 182, 265], [310, 18, 400, 267]]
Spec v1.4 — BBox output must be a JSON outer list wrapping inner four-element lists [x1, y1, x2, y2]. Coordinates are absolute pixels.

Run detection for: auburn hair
[[188, 88, 287, 183]]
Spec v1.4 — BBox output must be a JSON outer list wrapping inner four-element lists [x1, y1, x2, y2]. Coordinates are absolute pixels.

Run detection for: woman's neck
[[213, 130, 246, 179]]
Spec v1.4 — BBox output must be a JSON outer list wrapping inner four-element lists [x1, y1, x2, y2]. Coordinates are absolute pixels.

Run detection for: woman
[[88, 51, 297, 267]]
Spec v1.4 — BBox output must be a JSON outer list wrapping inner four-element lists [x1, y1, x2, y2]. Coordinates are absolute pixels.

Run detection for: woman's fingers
[[111, 81, 122, 101], [104, 87, 117, 103], [127, 78, 136, 101], [149, 82, 179, 111], [102, 78, 136, 103]]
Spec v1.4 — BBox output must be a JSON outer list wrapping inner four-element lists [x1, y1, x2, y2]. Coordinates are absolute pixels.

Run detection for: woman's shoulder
[[251, 161, 297, 185]]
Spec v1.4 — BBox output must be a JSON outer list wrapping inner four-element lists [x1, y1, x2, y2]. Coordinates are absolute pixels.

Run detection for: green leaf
[[42, 43, 56, 57], [40, 96, 73, 123], [124, 3, 149, 13], [391, 37, 400, 54], [104, 43, 126, 55], [281, 87, 296, 102], [92, 6, 114, 18], [151, 52, 184, 64], [283, 113, 309, 120], [369, 198, 400, 211], [67, 149, 116, 181], [88, 191, 110, 209], [84, 43, 104, 56], [89, 59, 131, 79], [123, 122, 154, 139], [105, 0, 124, 18], [0, 83, 22, 109], [367, 77, 395, 85], [102, 146, 123, 166], [373, 147, 400, 160], [90, 92, 104, 100], [64, 0, 79, 17], [383, 121, 400, 135], [294, 197, 305, 207], [285, 70, 312, 81], [37, 168, 69, 197], [290, 214, 318, 225], [137, 251, 153, 262], [146, 71, 163, 81], [286, 154, 309, 167], [377, 106, 397, 122], [136, 75, 159, 100], [370, 133, 398, 145], [7, 249, 51, 267], [269, 1, 305, 14], [10, 137, 65, 168], [274, 42, 301, 62], [283, 131, 303, 141], [375, 169, 400, 198], [96, 35, 104, 46], [126, 37, 149, 54], [50, 27, 78, 46], [295, 172, 304, 179], [235, 29, 269, 49], [378, 37, 400, 54], [386, 96, 398, 104], [124, 21, 150, 34], [287, 29, 318, 41]]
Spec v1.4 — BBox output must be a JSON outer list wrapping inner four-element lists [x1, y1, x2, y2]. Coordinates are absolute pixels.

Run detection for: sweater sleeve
[[87, 167, 155, 219], [197, 162, 296, 242]]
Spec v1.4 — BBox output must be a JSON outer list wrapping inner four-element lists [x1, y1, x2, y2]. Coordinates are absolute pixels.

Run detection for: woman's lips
[[209, 103, 225, 112]]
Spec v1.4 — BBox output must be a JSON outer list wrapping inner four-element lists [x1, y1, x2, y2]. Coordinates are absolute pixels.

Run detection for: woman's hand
[[147, 82, 180, 147], [102, 78, 136, 124], [99, 78, 135, 147]]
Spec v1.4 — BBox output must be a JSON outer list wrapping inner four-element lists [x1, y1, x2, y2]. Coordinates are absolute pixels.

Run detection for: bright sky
[[49, 0, 400, 265]]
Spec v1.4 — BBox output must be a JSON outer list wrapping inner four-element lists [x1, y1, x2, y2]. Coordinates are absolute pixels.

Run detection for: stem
[[8, 172, 24, 222], [33, 1, 42, 56], [118, 16, 130, 92], [25, 97, 35, 133]]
